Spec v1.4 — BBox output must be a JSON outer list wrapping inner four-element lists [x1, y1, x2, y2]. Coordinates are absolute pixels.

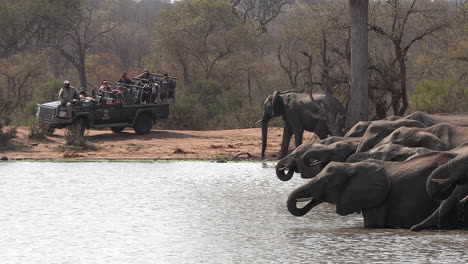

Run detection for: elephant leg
[[294, 129, 304, 148], [411, 185, 468, 231], [280, 125, 293, 159]]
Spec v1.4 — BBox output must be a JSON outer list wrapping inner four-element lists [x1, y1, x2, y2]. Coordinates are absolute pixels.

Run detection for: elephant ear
[[271, 91, 281, 116], [336, 162, 391, 216]]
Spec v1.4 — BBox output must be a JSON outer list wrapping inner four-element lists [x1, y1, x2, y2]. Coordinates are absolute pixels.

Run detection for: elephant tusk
[[460, 195, 468, 203], [296, 197, 314, 202], [255, 119, 263, 125], [430, 178, 454, 192]]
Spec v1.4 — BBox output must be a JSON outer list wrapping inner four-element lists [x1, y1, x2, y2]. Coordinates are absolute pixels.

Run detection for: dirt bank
[[1, 126, 319, 161]]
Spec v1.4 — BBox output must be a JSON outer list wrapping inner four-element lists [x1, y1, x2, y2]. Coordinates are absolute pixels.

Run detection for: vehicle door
[[94, 101, 123, 124]]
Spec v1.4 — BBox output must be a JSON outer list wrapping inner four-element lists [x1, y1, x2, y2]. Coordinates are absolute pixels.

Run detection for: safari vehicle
[[36, 75, 176, 135]]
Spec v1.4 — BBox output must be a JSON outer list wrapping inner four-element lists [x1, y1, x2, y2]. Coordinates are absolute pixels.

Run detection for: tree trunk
[[77, 55, 87, 91], [346, 0, 369, 130]]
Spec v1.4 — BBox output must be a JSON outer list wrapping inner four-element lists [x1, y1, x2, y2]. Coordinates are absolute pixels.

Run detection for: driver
[[56, 80, 79, 118]]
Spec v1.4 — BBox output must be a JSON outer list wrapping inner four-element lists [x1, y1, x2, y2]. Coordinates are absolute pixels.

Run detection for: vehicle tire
[[69, 118, 86, 136], [111, 126, 125, 133], [45, 126, 56, 136], [133, 113, 152, 134]]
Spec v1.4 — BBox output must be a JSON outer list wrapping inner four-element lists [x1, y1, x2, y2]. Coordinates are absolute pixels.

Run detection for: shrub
[[27, 119, 49, 140], [0, 124, 17, 146], [409, 79, 468, 113], [61, 125, 96, 151]]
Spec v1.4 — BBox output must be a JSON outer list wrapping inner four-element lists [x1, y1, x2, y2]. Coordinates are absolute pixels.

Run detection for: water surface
[[0, 162, 466, 263]]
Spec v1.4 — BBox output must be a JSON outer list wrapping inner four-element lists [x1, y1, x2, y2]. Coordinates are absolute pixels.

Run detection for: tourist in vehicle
[[117, 72, 133, 85], [142, 79, 157, 104], [137, 69, 151, 80], [79, 90, 94, 101], [99, 80, 111, 95], [56, 80, 79, 118], [158, 73, 176, 102]]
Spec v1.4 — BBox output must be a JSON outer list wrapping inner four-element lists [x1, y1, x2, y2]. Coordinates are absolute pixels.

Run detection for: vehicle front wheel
[[111, 126, 125, 133], [133, 113, 152, 134]]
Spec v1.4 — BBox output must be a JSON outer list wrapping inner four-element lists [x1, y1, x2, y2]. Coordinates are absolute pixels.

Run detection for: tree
[[0, 52, 48, 125], [0, 0, 82, 58], [231, 0, 291, 32], [55, 7, 119, 90], [156, 0, 256, 83], [369, 0, 450, 117], [346, 0, 369, 129]]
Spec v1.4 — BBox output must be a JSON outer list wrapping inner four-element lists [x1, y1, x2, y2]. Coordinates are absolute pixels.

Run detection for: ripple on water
[[0, 162, 466, 264]]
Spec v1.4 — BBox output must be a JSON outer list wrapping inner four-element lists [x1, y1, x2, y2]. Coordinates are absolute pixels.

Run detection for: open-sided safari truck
[[36, 75, 177, 135]]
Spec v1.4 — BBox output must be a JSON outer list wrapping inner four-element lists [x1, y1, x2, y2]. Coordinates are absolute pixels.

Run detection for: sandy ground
[[1, 126, 319, 161]]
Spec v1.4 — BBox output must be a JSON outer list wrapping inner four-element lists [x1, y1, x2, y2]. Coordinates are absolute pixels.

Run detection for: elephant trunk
[[261, 119, 269, 158], [302, 149, 326, 167], [287, 181, 323, 216], [276, 158, 296, 181]]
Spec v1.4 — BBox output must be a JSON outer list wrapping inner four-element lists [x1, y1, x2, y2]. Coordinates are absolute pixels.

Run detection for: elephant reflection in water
[[287, 145, 468, 230]]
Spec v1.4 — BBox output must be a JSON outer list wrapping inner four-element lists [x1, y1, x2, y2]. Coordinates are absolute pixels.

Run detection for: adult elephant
[[375, 123, 468, 151], [260, 91, 345, 159], [410, 146, 468, 231], [344, 115, 402, 137], [275, 137, 360, 181], [405, 111, 468, 127], [347, 143, 432, 163], [354, 119, 426, 153], [287, 145, 468, 229]]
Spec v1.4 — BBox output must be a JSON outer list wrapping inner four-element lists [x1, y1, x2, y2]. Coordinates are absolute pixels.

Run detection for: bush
[[409, 79, 468, 113], [0, 124, 17, 146], [27, 119, 50, 140], [62, 125, 96, 151]]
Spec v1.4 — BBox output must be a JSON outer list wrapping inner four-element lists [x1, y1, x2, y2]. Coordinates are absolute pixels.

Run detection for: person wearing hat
[[137, 69, 151, 80], [158, 73, 176, 103], [56, 80, 79, 118], [98, 80, 111, 95]]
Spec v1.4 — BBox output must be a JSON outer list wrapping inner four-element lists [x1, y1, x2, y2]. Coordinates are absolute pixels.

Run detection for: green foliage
[[27, 119, 51, 140], [165, 79, 260, 130], [0, 124, 17, 147], [409, 79, 468, 113], [63, 125, 95, 151]]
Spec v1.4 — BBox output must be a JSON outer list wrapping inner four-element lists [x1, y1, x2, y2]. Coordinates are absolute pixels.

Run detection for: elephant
[[260, 91, 345, 159], [405, 111, 468, 127], [375, 123, 468, 151], [287, 144, 468, 229], [344, 115, 402, 137], [346, 143, 433, 163], [410, 146, 468, 231], [354, 119, 426, 153], [275, 137, 361, 181]]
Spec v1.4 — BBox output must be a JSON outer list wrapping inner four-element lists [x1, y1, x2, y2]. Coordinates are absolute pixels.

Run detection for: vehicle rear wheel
[[133, 113, 152, 134], [111, 126, 125, 133]]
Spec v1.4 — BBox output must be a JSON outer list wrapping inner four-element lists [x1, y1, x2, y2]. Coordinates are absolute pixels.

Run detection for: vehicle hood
[[40, 101, 61, 108]]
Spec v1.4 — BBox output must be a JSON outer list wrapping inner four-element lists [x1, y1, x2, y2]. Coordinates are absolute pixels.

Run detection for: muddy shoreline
[[1, 126, 319, 162]]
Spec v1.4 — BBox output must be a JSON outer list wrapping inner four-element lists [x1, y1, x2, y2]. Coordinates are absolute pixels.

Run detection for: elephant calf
[[287, 144, 468, 230]]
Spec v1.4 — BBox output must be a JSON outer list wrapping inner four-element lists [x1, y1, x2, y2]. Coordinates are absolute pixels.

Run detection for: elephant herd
[[273, 111, 468, 231]]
